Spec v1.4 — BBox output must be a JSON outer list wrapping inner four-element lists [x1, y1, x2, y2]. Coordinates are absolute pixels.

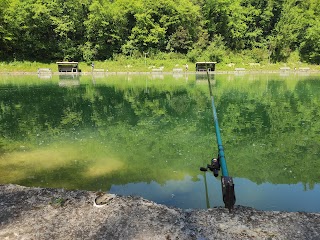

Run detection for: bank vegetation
[[0, 0, 320, 67]]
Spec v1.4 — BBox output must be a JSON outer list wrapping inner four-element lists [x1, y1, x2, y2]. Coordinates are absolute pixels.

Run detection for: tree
[[271, 0, 311, 62], [300, 20, 320, 64], [166, 26, 193, 53], [1, 0, 33, 60], [121, 0, 201, 54], [0, 0, 90, 61], [84, 0, 128, 60], [49, 0, 90, 60], [201, 35, 227, 62], [0, 0, 12, 59], [203, 0, 275, 51], [128, 9, 166, 52], [299, 0, 320, 63]]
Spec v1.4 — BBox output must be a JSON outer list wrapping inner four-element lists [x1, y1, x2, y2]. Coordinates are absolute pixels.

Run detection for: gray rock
[[0, 184, 319, 240]]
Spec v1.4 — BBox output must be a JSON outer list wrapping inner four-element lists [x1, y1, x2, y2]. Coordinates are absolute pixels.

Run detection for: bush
[[200, 35, 227, 63]]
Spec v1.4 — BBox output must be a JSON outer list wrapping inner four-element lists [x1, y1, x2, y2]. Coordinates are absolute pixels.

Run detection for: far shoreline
[[1, 59, 320, 74], [0, 69, 320, 76]]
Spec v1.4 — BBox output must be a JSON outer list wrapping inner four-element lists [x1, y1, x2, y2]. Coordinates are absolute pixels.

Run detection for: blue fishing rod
[[200, 69, 236, 212]]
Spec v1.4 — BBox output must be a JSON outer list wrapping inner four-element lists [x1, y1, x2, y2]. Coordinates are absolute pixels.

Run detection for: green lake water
[[0, 73, 319, 212]]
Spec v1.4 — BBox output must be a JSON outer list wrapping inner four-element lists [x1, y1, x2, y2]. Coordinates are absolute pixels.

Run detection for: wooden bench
[[249, 63, 260, 66], [172, 68, 183, 73], [152, 67, 164, 72], [298, 67, 310, 72], [280, 67, 290, 71], [37, 68, 52, 74], [93, 69, 105, 73]]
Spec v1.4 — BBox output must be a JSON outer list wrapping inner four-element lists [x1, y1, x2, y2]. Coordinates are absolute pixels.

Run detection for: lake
[[0, 72, 319, 212]]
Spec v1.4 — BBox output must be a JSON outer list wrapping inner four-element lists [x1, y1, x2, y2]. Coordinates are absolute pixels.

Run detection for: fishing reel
[[200, 157, 220, 177]]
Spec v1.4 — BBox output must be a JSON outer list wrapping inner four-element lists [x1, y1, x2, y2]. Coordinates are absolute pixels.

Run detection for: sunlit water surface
[[0, 73, 319, 212]]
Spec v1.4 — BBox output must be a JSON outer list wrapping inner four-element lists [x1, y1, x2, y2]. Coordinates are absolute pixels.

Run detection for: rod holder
[[221, 176, 236, 212]]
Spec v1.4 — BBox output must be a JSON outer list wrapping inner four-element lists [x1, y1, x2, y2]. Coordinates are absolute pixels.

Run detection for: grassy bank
[[0, 59, 319, 73]]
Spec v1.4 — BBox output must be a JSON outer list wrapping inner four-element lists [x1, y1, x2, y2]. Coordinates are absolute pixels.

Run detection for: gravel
[[0, 184, 319, 240]]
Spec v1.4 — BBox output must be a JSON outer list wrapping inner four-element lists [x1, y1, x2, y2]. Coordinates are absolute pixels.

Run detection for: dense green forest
[[0, 0, 320, 64]]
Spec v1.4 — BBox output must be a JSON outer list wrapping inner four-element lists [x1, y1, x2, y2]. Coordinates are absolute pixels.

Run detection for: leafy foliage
[[0, 0, 319, 63]]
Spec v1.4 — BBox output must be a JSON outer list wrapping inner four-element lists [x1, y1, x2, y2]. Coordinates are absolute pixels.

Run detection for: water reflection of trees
[[0, 77, 319, 190]]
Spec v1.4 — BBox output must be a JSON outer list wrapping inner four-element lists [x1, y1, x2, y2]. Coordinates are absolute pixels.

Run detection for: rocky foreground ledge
[[0, 184, 319, 240]]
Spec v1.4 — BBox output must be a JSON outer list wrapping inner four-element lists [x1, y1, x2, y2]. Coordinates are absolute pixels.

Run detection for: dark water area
[[0, 73, 319, 212]]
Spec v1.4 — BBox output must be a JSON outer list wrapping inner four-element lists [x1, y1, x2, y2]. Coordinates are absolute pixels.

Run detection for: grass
[[0, 58, 319, 72], [0, 61, 57, 72]]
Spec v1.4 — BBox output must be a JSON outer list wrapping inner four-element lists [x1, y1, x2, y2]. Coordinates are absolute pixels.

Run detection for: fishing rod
[[200, 69, 236, 212]]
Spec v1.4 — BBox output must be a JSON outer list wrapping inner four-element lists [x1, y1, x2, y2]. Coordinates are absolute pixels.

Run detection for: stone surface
[[0, 184, 319, 240]]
